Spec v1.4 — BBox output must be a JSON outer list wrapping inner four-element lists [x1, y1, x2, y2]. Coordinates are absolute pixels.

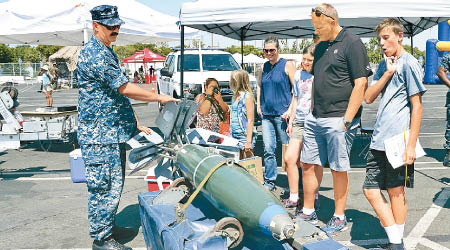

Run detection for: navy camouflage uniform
[[439, 54, 450, 149], [77, 34, 136, 241]]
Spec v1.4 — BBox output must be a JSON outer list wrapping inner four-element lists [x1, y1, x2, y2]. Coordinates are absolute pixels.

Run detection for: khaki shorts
[[290, 123, 304, 140]]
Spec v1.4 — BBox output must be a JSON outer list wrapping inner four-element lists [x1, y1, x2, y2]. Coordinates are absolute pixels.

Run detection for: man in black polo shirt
[[298, 3, 371, 234]]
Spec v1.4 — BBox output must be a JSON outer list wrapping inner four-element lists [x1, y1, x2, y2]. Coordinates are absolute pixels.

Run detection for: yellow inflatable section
[[436, 20, 450, 51], [437, 41, 450, 52]]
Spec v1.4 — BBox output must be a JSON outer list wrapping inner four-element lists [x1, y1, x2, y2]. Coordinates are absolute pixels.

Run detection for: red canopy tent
[[123, 48, 165, 83]]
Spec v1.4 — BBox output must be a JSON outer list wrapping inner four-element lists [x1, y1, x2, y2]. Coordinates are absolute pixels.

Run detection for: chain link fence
[[0, 62, 77, 88], [0, 63, 42, 78]]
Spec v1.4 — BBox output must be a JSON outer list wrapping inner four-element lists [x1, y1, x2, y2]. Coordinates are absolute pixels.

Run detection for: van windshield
[[177, 54, 240, 72]]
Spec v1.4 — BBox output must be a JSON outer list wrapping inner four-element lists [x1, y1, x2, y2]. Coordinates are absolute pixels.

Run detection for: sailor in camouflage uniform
[[77, 5, 177, 250]]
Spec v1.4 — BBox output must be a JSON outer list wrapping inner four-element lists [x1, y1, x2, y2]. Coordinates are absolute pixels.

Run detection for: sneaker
[[370, 242, 405, 250], [295, 210, 318, 224], [263, 181, 276, 191], [282, 198, 300, 208], [321, 216, 348, 234], [444, 149, 450, 167]]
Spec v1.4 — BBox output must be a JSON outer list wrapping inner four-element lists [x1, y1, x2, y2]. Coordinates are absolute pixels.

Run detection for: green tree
[[192, 40, 205, 49], [0, 44, 13, 63], [403, 45, 425, 61], [365, 37, 426, 64], [365, 37, 383, 64], [36, 45, 63, 62], [279, 39, 289, 54], [11, 45, 40, 63]]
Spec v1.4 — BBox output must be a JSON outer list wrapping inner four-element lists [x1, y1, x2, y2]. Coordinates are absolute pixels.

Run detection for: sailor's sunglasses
[[101, 23, 121, 31], [312, 8, 335, 20], [263, 48, 277, 53]]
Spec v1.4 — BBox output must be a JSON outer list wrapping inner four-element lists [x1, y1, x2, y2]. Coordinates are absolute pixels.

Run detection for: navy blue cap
[[90, 5, 125, 26]]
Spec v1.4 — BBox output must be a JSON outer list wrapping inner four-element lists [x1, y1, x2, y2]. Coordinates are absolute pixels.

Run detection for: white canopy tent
[[181, 0, 450, 40], [176, 0, 450, 98], [0, 0, 198, 46], [232, 53, 266, 64]]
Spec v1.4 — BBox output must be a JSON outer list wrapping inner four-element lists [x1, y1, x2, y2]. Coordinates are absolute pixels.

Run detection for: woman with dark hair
[[195, 78, 229, 134], [257, 36, 296, 190]]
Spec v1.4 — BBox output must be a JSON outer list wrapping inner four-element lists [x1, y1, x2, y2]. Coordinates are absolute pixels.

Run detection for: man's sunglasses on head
[[263, 48, 277, 53], [312, 8, 335, 20]]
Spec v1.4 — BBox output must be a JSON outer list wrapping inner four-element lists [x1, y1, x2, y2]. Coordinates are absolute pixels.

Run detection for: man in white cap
[[77, 5, 177, 250]]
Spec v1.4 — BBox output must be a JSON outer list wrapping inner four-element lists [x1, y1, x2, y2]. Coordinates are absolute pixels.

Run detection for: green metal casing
[[176, 144, 283, 231]]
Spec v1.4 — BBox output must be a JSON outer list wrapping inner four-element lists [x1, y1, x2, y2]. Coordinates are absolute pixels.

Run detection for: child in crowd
[[40, 65, 53, 107], [363, 18, 426, 250], [230, 70, 256, 156], [282, 44, 316, 208]]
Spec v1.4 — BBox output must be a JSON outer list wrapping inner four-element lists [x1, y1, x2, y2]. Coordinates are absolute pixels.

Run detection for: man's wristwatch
[[343, 117, 351, 130]]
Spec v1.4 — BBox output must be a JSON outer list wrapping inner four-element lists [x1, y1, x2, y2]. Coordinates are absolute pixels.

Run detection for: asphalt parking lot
[[0, 82, 449, 250]]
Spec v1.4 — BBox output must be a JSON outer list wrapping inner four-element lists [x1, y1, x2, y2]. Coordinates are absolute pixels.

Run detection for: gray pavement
[[0, 82, 449, 250]]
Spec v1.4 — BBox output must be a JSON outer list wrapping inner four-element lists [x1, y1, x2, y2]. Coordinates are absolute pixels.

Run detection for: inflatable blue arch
[[425, 20, 450, 84]]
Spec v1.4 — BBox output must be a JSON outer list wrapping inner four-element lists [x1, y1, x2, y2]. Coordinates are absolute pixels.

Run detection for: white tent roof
[[180, 0, 450, 40], [0, 0, 198, 45], [244, 53, 266, 64]]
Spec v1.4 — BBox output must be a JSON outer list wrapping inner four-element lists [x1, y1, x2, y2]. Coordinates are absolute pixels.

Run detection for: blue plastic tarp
[[138, 191, 294, 250]]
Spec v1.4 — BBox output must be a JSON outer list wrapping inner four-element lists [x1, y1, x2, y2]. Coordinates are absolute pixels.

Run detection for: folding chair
[[358, 119, 374, 159]]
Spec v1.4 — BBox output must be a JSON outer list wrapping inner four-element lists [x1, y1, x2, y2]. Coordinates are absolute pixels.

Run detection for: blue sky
[[137, 0, 195, 17]]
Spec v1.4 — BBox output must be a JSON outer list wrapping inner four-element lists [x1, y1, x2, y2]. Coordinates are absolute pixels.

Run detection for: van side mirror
[[160, 68, 172, 77]]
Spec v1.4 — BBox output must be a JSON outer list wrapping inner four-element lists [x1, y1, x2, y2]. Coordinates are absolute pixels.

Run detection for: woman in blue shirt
[[257, 36, 296, 190]]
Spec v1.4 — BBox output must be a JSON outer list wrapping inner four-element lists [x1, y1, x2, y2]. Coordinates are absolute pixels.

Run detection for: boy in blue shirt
[[363, 18, 426, 250]]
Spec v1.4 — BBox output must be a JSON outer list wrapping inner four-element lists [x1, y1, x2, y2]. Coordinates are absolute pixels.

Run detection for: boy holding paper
[[363, 18, 426, 250]]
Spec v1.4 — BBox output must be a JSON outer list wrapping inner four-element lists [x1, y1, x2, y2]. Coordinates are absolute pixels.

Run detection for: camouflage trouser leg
[[445, 105, 450, 149], [80, 143, 126, 241]]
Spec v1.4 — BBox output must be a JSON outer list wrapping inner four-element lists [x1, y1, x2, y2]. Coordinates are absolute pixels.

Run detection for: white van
[[157, 49, 257, 103]]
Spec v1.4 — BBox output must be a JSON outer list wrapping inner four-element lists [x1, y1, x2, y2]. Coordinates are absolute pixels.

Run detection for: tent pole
[[409, 23, 414, 56], [83, 23, 89, 46], [180, 25, 185, 99], [241, 39, 244, 68]]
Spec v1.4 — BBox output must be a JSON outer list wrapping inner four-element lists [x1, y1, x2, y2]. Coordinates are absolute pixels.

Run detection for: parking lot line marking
[[419, 238, 450, 250], [0, 169, 147, 176], [339, 238, 389, 247], [0, 176, 145, 181], [405, 188, 450, 250], [13, 248, 147, 250]]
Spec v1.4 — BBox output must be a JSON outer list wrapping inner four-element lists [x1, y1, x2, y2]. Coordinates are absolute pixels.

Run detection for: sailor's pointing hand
[[158, 94, 179, 105]]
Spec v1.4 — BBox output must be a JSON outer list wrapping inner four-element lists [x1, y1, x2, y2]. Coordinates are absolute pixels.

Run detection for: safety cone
[[151, 83, 155, 93]]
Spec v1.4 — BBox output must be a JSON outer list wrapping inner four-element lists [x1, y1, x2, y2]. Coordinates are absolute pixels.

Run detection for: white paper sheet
[[384, 130, 426, 169]]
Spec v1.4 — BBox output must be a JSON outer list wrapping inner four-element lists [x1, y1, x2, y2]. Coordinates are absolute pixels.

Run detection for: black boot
[[444, 149, 450, 167], [113, 225, 136, 240], [92, 236, 132, 250]]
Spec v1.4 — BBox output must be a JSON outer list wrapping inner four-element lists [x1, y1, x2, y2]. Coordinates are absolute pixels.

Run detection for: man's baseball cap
[[90, 5, 125, 26]]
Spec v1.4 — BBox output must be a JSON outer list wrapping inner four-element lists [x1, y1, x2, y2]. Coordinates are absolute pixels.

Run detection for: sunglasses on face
[[100, 23, 121, 31], [263, 48, 277, 53], [312, 8, 335, 20]]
